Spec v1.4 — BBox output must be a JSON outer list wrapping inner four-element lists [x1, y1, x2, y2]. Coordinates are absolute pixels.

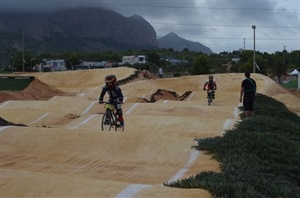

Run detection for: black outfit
[[241, 77, 256, 111], [99, 85, 124, 117]]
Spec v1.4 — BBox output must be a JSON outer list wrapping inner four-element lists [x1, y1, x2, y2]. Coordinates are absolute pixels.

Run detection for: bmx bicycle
[[207, 90, 215, 106], [100, 102, 124, 131]]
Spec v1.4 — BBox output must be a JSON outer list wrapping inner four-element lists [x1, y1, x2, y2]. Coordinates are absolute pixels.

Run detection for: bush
[[164, 94, 300, 197]]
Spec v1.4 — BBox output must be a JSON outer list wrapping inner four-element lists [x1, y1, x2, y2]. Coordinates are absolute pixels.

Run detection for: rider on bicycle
[[203, 75, 217, 99], [98, 74, 124, 127]]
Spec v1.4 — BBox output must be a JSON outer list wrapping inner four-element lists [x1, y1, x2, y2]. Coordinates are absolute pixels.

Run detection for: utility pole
[[283, 45, 286, 65], [252, 25, 256, 73], [22, 29, 25, 72]]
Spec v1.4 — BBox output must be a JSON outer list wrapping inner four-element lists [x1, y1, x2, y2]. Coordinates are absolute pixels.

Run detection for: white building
[[80, 61, 107, 69], [121, 55, 146, 65], [42, 59, 67, 71]]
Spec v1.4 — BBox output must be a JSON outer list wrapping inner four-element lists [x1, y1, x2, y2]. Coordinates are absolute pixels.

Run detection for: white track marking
[[0, 126, 12, 132], [222, 104, 242, 135], [234, 106, 241, 118], [49, 96, 57, 101], [69, 114, 97, 129], [222, 119, 232, 133], [125, 103, 139, 115], [166, 150, 200, 183], [28, 112, 52, 125], [150, 88, 155, 94], [163, 100, 168, 103], [80, 101, 97, 115], [186, 91, 195, 101], [0, 101, 11, 109], [115, 184, 152, 198]]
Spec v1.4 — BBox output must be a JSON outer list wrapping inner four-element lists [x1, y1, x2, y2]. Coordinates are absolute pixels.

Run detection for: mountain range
[[0, 7, 213, 54]]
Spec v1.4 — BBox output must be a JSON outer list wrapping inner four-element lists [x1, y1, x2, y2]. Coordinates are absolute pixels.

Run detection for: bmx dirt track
[[0, 68, 299, 197]]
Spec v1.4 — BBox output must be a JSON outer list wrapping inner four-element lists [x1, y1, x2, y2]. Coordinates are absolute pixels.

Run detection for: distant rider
[[98, 74, 124, 127], [203, 75, 217, 99]]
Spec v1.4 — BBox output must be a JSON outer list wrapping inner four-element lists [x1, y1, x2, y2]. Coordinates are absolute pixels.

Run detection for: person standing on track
[[240, 71, 257, 118], [98, 74, 124, 127]]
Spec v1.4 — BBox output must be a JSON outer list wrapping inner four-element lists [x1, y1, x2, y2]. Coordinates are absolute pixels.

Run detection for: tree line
[[1, 48, 299, 83]]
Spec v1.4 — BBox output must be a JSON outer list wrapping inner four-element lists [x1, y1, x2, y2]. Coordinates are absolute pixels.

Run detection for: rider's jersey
[[99, 85, 123, 103], [203, 80, 217, 90]]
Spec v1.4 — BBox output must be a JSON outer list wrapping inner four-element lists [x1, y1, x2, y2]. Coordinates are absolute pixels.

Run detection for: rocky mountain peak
[[158, 32, 214, 54], [165, 32, 180, 38], [0, 7, 213, 54]]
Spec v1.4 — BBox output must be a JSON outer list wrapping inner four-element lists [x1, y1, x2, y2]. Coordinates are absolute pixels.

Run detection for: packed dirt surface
[[0, 68, 299, 197]]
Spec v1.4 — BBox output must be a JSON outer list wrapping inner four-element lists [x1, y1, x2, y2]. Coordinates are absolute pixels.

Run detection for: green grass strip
[[282, 79, 298, 89], [0, 77, 34, 91]]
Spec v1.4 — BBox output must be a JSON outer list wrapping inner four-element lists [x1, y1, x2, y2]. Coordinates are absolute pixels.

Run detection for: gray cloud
[[1, 0, 299, 53]]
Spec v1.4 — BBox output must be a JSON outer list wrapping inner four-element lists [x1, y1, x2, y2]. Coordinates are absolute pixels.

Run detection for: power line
[[5, 0, 300, 11], [87, 3, 300, 11], [151, 22, 299, 29], [175, 36, 300, 41]]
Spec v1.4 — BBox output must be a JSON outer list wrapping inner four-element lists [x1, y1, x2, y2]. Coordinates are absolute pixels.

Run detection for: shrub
[[164, 94, 300, 197]]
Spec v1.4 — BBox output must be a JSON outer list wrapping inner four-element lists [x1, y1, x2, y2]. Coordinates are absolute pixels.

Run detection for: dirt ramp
[[0, 117, 27, 126], [0, 78, 72, 103], [137, 89, 192, 103]]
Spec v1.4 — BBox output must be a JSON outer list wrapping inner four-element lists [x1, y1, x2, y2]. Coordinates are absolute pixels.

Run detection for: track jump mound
[[137, 89, 192, 103], [117, 70, 156, 86], [0, 77, 73, 103], [0, 117, 27, 127]]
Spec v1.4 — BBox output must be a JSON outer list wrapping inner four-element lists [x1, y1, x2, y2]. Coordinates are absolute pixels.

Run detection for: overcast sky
[[1, 0, 299, 53]]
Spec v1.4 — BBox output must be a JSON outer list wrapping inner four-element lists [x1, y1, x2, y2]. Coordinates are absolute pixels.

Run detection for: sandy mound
[[0, 117, 27, 126], [137, 89, 192, 103], [0, 70, 153, 104], [0, 78, 72, 103]]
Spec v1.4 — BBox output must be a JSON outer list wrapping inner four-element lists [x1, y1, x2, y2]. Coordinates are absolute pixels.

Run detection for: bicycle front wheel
[[101, 112, 113, 131], [208, 96, 212, 106]]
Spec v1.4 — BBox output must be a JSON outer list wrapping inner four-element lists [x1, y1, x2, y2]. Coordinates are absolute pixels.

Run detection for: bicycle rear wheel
[[112, 113, 124, 132], [101, 112, 113, 131]]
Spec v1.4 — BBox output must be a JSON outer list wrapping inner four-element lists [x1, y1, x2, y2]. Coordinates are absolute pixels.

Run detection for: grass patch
[[282, 79, 298, 89], [0, 77, 34, 91], [164, 93, 300, 197]]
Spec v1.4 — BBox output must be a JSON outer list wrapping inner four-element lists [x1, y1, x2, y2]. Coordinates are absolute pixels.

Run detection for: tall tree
[[192, 55, 211, 75], [147, 50, 160, 66], [270, 52, 288, 84]]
